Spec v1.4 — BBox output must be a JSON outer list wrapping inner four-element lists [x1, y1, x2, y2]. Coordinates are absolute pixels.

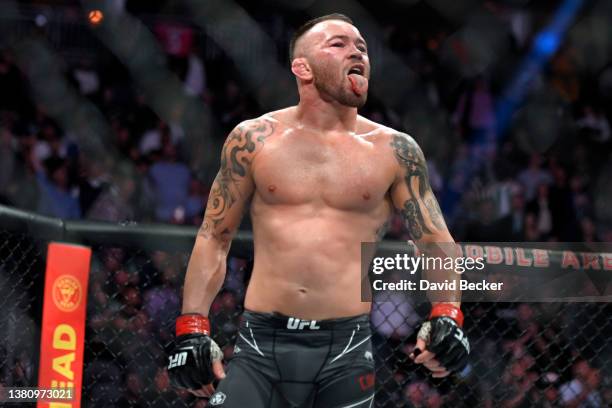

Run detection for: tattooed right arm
[[183, 118, 275, 314]]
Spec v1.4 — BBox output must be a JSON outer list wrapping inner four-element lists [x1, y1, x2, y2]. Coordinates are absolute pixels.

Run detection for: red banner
[[38, 243, 91, 408]]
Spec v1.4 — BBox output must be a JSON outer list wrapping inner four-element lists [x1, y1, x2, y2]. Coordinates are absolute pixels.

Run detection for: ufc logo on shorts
[[454, 328, 470, 353], [287, 317, 321, 330], [168, 352, 188, 369]]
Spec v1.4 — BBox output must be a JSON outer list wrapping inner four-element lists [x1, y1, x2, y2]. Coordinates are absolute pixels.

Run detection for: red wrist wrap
[[176, 314, 210, 337], [430, 304, 464, 327]]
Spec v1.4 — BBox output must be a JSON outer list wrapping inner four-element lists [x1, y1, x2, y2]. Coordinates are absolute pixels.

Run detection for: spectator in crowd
[[524, 212, 542, 241], [404, 381, 430, 408], [526, 183, 553, 238], [112, 121, 140, 161], [10, 351, 34, 387], [184, 177, 207, 225], [117, 371, 146, 408], [143, 260, 182, 342], [569, 174, 592, 224], [32, 121, 68, 171], [497, 358, 538, 408], [79, 159, 111, 215], [72, 58, 101, 98], [576, 105, 611, 144], [147, 142, 191, 222], [184, 47, 207, 98], [214, 79, 251, 130], [518, 154, 553, 202], [578, 217, 600, 243], [36, 156, 81, 219], [2, 125, 39, 210], [452, 75, 497, 152], [139, 120, 184, 157], [465, 198, 502, 241], [87, 169, 137, 222], [425, 390, 443, 408], [528, 372, 562, 408], [112, 285, 142, 332], [495, 187, 527, 241], [88, 278, 114, 334], [144, 367, 192, 408], [559, 360, 603, 408]]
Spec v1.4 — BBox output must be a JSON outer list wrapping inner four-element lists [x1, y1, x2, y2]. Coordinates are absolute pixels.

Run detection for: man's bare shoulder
[[356, 114, 391, 135], [261, 107, 296, 122], [356, 115, 418, 147], [355, 116, 427, 178], [222, 113, 280, 158], [232, 112, 280, 136]]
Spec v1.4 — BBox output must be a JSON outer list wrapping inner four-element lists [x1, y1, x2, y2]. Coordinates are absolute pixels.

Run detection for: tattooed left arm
[[388, 133, 459, 306], [389, 133, 469, 377]]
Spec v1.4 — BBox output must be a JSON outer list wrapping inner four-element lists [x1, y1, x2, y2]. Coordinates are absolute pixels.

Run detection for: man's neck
[[294, 98, 358, 133]]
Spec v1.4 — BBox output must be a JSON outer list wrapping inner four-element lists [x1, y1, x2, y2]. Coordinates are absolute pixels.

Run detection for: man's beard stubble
[[312, 64, 367, 108]]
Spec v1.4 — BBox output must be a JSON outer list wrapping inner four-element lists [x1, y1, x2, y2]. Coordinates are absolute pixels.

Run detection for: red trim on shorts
[[176, 314, 210, 336], [430, 304, 464, 327]]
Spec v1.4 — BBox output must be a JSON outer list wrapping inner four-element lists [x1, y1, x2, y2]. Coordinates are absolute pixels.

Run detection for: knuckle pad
[[426, 317, 470, 373], [167, 334, 217, 388]]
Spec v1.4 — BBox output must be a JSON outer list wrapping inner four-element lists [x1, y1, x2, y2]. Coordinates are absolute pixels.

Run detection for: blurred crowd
[[0, 2, 611, 241], [0, 0, 611, 406]]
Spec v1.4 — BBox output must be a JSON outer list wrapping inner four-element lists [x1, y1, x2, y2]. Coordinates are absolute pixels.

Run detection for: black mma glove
[[168, 314, 223, 389], [416, 304, 470, 373]]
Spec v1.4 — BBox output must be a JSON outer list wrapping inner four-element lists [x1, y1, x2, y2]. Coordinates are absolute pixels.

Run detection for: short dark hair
[[289, 13, 354, 63]]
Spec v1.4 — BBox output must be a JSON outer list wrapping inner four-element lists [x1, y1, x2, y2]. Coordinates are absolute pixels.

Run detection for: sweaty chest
[[253, 136, 392, 210]]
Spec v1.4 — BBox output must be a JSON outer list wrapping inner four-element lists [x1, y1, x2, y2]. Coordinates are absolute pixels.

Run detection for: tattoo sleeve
[[391, 133, 447, 240], [199, 119, 274, 240]]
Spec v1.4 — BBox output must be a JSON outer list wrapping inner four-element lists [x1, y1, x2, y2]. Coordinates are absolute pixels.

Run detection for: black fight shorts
[[208, 310, 375, 408]]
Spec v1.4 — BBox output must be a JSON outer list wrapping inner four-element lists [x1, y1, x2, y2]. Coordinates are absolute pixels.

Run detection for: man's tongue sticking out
[[347, 73, 368, 96]]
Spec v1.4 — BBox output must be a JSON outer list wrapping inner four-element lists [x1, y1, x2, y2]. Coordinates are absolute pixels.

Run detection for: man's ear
[[291, 57, 312, 81]]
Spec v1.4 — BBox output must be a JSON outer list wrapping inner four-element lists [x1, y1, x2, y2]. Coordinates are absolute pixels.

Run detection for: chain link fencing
[[0, 229, 44, 400], [0, 218, 611, 407]]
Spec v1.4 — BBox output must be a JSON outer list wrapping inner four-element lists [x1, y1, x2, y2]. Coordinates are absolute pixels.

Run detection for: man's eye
[[358, 47, 367, 53], [331, 43, 344, 47]]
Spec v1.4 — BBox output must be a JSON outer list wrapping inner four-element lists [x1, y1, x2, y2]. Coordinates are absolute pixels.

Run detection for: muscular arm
[[389, 132, 460, 307], [181, 119, 274, 315]]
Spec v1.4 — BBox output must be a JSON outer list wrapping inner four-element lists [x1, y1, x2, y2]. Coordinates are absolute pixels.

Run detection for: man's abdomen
[[246, 208, 377, 320]]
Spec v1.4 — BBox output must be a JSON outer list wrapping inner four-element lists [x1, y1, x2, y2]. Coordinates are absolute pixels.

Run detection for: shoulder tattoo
[[200, 119, 275, 238]]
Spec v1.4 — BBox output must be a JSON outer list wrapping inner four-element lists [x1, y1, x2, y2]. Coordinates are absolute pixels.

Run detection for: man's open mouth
[[347, 66, 365, 76]]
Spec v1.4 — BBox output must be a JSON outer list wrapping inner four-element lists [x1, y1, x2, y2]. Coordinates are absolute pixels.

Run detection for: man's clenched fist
[[411, 304, 470, 378], [168, 314, 225, 397]]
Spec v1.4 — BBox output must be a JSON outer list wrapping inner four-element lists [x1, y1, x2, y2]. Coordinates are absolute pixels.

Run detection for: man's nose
[[348, 45, 364, 60]]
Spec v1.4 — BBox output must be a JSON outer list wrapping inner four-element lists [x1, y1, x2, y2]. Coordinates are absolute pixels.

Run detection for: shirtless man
[[168, 14, 469, 407]]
